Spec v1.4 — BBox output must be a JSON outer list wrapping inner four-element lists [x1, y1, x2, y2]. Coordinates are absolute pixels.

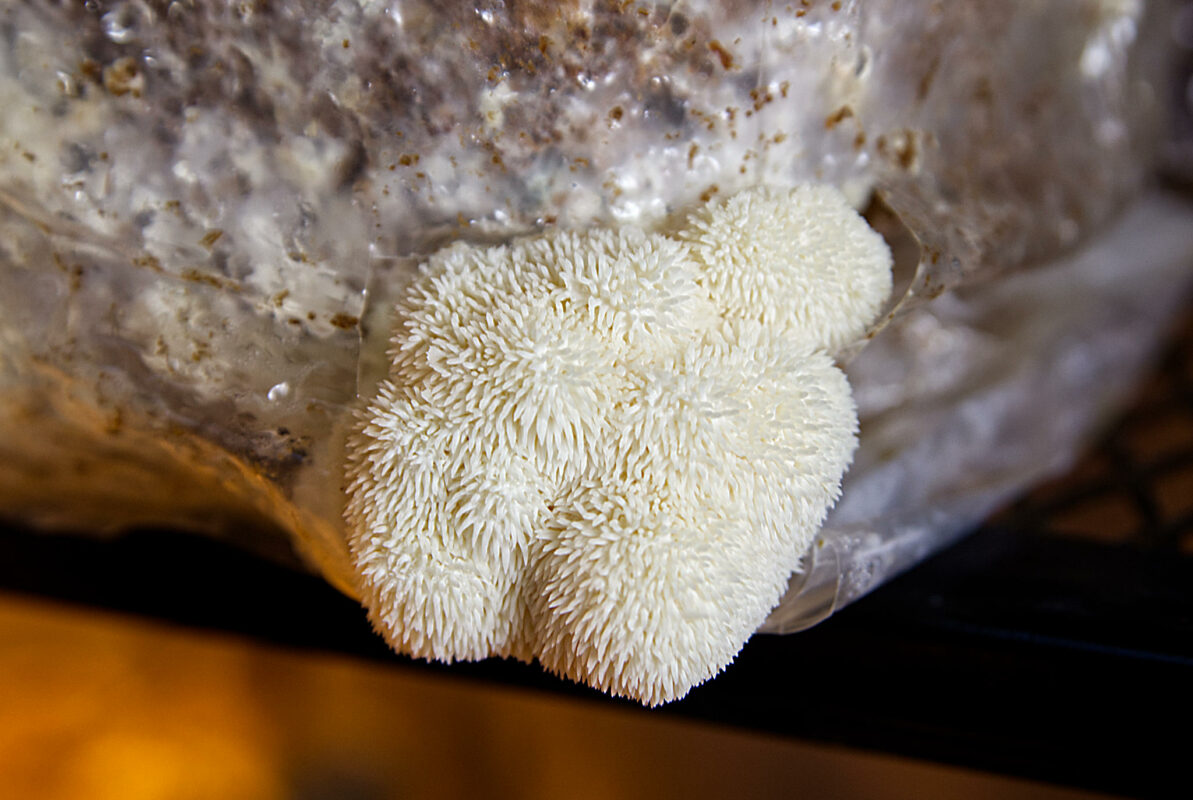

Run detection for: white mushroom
[[344, 184, 892, 704]]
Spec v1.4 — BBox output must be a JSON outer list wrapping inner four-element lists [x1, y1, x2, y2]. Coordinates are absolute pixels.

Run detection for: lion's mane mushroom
[[345, 185, 892, 705]]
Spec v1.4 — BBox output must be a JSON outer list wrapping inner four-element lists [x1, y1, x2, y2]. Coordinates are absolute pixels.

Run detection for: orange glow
[[0, 593, 1102, 800]]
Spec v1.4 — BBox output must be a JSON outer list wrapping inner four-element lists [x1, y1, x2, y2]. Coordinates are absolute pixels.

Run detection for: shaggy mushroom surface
[[345, 185, 891, 704]]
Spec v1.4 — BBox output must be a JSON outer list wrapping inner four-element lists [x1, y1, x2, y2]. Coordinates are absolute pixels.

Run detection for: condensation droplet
[[101, 11, 135, 44], [55, 71, 78, 97]]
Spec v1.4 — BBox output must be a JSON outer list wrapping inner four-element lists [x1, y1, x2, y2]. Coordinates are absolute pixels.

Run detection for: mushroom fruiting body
[[345, 185, 892, 704]]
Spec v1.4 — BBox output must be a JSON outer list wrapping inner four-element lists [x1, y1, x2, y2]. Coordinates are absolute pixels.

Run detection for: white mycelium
[[345, 185, 892, 705]]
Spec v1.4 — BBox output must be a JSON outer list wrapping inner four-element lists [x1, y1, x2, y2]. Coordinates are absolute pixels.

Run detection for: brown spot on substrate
[[329, 312, 360, 330]]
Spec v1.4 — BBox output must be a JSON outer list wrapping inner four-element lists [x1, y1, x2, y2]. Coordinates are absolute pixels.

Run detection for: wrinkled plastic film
[[0, 1, 1183, 627], [765, 191, 1193, 631]]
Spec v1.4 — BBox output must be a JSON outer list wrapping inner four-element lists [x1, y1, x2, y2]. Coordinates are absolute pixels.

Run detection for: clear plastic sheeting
[[764, 191, 1193, 631], [0, 2, 1183, 629]]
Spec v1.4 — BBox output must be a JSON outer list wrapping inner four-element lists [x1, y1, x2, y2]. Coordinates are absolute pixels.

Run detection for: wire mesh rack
[[995, 303, 1193, 553]]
